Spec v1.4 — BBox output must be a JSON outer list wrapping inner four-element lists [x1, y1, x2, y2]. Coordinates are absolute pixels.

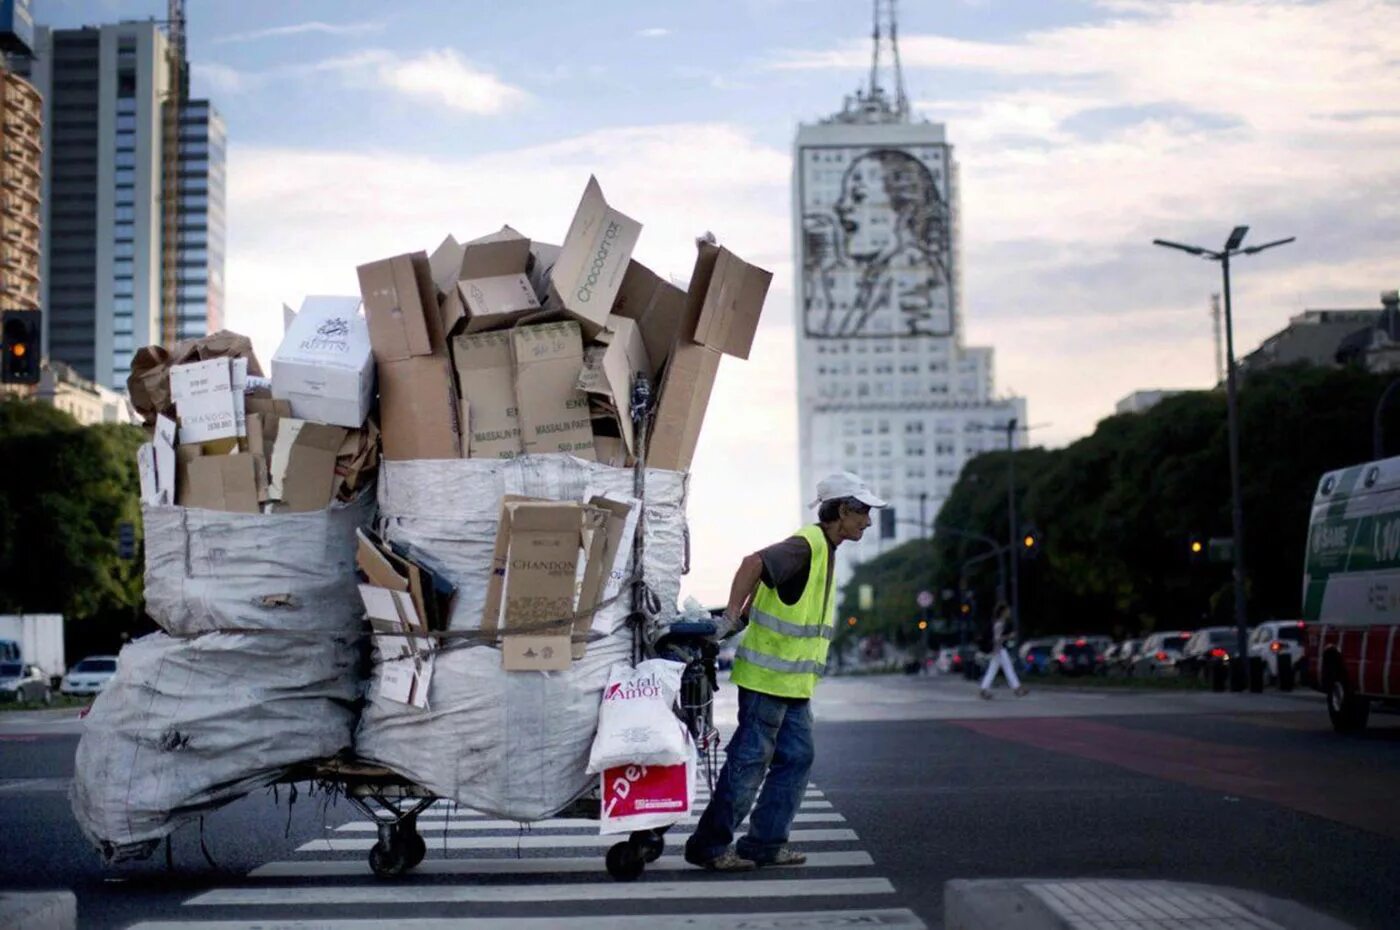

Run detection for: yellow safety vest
[[730, 524, 834, 699]]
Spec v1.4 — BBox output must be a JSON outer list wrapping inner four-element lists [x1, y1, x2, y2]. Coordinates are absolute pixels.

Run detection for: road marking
[[186, 876, 896, 906], [0, 777, 73, 794], [412, 797, 833, 821], [248, 849, 877, 878], [333, 811, 847, 832], [297, 827, 859, 853], [134, 907, 927, 930]]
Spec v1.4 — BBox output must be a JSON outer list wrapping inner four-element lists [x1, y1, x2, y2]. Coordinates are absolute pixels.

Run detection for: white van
[[1303, 457, 1400, 731]]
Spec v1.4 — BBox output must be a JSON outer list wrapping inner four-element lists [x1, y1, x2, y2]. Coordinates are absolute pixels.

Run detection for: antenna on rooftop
[[844, 0, 911, 124]]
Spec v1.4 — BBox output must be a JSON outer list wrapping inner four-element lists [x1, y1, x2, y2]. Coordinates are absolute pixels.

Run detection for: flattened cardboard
[[137, 444, 159, 504], [231, 358, 249, 437], [271, 295, 374, 428], [169, 358, 239, 444], [278, 421, 347, 512], [180, 453, 259, 513], [377, 355, 460, 460], [357, 252, 444, 363], [578, 315, 651, 455], [612, 260, 687, 379], [512, 322, 596, 460], [359, 584, 432, 708], [547, 177, 642, 337], [648, 341, 721, 472], [573, 503, 621, 658], [246, 395, 292, 446], [451, 330, 522, 459], [689, 243, 772, 360], [245, 413, 269, 502], [502, 634, 572, 672], [594, 436, 627, 468], [482, 494, 534, 635], [139, 414, 178, 505], [502, 503, 581, 634]]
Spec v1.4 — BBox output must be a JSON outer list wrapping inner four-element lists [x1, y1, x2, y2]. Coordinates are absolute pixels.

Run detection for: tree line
[[835, 364, 1400, 647]]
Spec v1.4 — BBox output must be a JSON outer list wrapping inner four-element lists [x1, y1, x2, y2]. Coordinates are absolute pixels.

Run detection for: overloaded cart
[[70, 177, 770, 882]]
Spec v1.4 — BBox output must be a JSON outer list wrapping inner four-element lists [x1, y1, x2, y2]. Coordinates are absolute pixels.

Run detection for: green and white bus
[[1304, 457, 1400, 732]]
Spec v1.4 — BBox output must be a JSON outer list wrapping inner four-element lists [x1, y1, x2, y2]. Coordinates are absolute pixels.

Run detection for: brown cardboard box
[[451, 330, 522, 459], [275, 422, 347, 512], [512, 322, 596, 460], [612, 260, 687, 380], [179, 453, 260, 513], [436, 227, 541, 336], [357, 252, 445, 363], [378, 355, 460, 460], [648, 340, 722, 472], [501, 502, 582, 671], [578, 315, 651, 456], [547, 177, 642, 337], [689, 242, 772, 360]]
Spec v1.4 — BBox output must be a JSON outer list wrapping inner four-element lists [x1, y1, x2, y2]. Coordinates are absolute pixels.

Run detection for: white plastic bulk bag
[[587, 659, 688, 773]]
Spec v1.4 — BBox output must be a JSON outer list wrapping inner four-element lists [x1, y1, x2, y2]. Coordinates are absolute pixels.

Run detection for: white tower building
[[793, 1, 1026, 586]]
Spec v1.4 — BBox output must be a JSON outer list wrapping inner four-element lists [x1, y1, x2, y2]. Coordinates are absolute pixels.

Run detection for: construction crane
[[159, 0, 187, 348]]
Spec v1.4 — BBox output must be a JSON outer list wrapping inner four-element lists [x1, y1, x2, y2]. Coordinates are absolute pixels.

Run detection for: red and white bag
[[587, 659, 688, 773], [599, 738, 696, 834]]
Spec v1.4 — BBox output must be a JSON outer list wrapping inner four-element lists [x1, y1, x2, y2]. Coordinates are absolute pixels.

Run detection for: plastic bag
[[599, 739, 696, 835], [587, 659, 688, 773]]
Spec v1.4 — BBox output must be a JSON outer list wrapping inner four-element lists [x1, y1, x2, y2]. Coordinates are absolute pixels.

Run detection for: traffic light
[[1188, 533, 1206, 565], [1021, 526, 1040, 560], [117, 522, 137, 561], [917, 619, 928, 631], [1, 310, 41, 384]]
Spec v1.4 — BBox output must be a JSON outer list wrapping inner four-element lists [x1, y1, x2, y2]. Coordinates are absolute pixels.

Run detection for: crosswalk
[[124, 783, 926, 929]]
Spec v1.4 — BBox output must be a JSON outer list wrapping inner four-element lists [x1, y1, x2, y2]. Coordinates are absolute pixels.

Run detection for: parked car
[[0, 662, 51, 704], [1177, 627, 1245, 679], [60, 656, 119, 697], [1105, 638, 1141, 675], [1249, 620, 1306, 684], [1051, 638, 1102, 676], [1130, 631, 1191, 676], [1018, 638, 1056, 675]]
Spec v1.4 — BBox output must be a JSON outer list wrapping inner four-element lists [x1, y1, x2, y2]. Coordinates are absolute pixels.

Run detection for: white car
[[61, 655, 119, 697], [1248, 621, 1306, 683]]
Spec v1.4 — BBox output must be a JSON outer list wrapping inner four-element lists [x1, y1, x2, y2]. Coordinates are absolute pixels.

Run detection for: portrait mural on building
[[801, 146, 953, 339]]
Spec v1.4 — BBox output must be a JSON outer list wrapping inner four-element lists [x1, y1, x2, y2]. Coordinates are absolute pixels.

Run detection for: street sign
[[916, 590, 934, 608]]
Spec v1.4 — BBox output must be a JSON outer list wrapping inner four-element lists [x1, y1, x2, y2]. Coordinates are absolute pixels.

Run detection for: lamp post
[[1153, 226, 1294, 690]]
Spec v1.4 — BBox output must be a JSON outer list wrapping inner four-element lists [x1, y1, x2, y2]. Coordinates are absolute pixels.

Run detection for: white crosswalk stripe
[[123, 782, 926, 930]]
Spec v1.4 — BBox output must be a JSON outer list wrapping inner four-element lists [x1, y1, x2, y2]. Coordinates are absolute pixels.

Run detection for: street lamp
[[1153, 226, 1294, 690]]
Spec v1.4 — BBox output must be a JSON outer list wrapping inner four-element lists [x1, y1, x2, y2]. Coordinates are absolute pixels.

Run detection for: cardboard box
[[578, 315, 651, 456], [169, 358, 239, 444], [648, 341, 721, 472], [357, 252, 445, 363], [612, 260, 687, 380], [451, 330, 522, 459], [547, 177, 642, 337], [502, 635, 571, 672], [271, 296, 374, 428], [688, 242, 772, 360], [268, 419, 346, 512], [378, 355, 460, 460], [179, 453, 260, 513], [436, 227, 541, 336], [512, 322, 596, 460]]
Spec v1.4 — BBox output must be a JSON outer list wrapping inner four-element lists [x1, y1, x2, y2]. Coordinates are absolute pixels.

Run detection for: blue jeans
[[684, 686, 815, 864]]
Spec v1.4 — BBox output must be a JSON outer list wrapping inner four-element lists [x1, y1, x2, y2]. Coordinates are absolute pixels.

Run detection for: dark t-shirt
[[758, 531, 835, 607]]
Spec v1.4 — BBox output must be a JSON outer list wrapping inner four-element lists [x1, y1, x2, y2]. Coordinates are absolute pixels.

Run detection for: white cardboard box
[[272, 296, 374, 428], [170, 358, 239, 444]]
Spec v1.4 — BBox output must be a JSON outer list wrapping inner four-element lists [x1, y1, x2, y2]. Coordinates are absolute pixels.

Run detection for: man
[[979, 603, 1029, 700], [684, 472, 885, 872]]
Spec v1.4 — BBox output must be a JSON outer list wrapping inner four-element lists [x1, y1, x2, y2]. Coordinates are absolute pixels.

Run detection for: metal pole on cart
[[629, 372, 654, 666]]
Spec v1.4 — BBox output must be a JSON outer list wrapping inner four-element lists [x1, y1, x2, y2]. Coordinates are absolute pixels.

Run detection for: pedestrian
[[979, 603, 1029, 699], [684, 471, 885, 872]]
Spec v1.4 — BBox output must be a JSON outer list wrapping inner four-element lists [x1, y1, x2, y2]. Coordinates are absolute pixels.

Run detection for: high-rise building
[[793, 3, 1025, 584], [19, 18, 223, 391], [0, 64, 42, 312]]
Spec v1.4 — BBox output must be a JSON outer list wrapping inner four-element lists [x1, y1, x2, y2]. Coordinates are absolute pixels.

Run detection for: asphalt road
[[2, 675, 1397, 929]]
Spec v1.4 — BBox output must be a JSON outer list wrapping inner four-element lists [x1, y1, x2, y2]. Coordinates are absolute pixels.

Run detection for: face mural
[[801, 147, 953, 339]]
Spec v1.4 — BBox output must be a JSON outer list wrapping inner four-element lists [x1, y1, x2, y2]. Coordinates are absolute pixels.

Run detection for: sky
[[37, 0, 1400, 604]]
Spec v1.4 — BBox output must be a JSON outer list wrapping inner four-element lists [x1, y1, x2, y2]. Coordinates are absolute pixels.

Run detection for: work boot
[[1015, 685, 1030, 697], [757, 846, 808, 867], [979, 688, 993, 700], [689, 848, 756, 872]]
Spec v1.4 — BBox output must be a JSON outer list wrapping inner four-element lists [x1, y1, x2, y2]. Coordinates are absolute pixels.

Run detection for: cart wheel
[[631, 831, 665, 863], [606, 841, 646, 881], [369, 840, 408, 879], [403, 832, 427, 869]]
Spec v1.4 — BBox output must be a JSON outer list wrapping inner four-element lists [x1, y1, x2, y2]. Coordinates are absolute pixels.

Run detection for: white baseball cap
[[809, 471, 887, 509]]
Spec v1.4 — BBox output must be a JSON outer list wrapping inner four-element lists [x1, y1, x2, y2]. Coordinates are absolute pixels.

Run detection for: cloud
[[213, 20, 384, 45], [223, 124, 791, 602], [194, 48, 530, 115], [636, 27, 672, 38]]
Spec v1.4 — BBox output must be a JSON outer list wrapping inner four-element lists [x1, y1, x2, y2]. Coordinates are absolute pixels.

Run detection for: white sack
[[354, 455, 687, 821], [70, 492, 373, 861], [587, 659, 688, 773]]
